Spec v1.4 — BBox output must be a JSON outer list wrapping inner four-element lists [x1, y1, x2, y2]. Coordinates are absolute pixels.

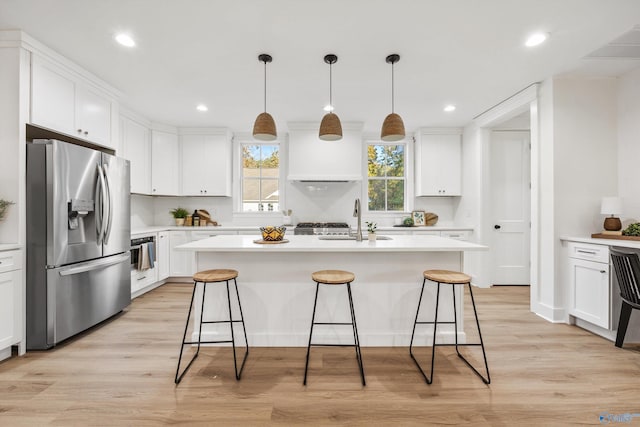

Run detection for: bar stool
[[175, 269, 249, 384], [304, 270, 365, 386], [410, 269, 490, 385]]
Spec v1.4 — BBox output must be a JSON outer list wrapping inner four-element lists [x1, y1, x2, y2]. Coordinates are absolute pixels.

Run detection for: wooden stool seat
[[312, 270, 355, 284], [193, 269, 238, 283], [423, 269, 471, 284]]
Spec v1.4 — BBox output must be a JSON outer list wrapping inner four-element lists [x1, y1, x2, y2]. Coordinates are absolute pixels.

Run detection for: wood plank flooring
[[1, 283, 640, 425]]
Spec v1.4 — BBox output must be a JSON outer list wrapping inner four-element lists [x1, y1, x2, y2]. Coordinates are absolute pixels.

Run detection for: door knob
[[494, 224, 501, 229]]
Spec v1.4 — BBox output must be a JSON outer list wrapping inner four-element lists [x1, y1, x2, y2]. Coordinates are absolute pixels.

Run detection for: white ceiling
[[1, 0, 639, 134]]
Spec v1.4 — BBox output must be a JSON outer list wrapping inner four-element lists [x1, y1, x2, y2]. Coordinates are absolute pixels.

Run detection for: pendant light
[[319, 54, 343, 141], [253, 54, 277, 141], [380, 54, 405, 142]]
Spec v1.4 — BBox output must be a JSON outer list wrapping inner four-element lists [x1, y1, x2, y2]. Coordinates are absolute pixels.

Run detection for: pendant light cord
[[391, 62, 395, 114], [263, 60, 267, 113], [329, 62, 333, 111]]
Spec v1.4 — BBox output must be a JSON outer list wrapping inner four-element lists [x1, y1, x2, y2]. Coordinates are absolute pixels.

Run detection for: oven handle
[[59, 253, 129, 277]]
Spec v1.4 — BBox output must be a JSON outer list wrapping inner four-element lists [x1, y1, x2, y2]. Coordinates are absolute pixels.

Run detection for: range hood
[[287, 121, 363, 182]]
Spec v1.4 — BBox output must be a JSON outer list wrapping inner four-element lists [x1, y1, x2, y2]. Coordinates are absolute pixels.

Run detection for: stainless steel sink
[[317, 235, 393, 241]]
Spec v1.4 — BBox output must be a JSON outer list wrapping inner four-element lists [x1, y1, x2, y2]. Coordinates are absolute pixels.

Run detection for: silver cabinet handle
[[137, 276, 147, 281], [576, 250, 597, 255], [600, 270, 607, 273]]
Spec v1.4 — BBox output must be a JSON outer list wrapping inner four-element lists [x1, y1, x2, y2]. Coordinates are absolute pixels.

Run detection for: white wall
[[617, 67, 640, 222]]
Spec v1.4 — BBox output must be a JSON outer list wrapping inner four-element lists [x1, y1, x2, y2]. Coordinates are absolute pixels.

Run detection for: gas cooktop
[[294, 222, 351, 235]]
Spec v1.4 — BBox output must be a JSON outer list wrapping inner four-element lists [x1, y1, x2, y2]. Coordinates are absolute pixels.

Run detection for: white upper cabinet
[[415, 128, 462, 196], [180, 129, 232, 196], [151, 129, 180, 196], [121, 116, 151, 194], [287, 122, 363, 181], [31, 55, 117, 150]]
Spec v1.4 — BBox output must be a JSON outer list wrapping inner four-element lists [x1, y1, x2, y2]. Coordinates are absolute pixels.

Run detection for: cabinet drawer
[[131, 268, 157, 293], [568, 242, 609, 263], [441, 231, 470, 241], [0, 250, 22, 273]]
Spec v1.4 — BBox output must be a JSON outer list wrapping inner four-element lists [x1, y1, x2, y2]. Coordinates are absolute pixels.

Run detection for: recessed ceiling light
[[323, 104, 334, 112], [444, 105, 456, 112], [115, 33, 136, 47], [196, 104, 208, 112], [525, 32, 548, 47]]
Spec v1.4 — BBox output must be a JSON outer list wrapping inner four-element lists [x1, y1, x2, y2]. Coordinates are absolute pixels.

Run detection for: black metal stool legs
[[303, 282, 321, 385], [175, 279, 250, 384], [409, 278, 440, 384], [456, 283, 490, 384], [347, 282, 366, 386], [410, 280, 490, 385], [175, 281, 207, 384], [228, 278, 249, 380], [304, 281, 365, 386]]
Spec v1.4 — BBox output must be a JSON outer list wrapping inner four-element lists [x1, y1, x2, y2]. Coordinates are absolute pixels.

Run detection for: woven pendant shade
[[253, 54, 277, 141], [380, 54, 405, 142], [381, 113, 405, 142], [319, 112, 343, 141], [253, 112, 277, 141]]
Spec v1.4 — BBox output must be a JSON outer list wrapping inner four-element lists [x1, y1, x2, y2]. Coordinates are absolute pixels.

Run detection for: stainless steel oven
[[130, 236, 156, 269]]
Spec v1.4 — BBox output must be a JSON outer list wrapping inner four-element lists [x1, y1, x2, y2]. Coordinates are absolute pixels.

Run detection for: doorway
[[489, 129, 531, 285]]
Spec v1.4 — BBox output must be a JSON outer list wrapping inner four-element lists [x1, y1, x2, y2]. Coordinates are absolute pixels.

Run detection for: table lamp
[[601, 197, 622, 231]]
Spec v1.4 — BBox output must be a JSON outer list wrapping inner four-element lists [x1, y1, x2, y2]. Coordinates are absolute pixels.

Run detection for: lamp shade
[[319, 112, 343, 141], [600, 197, 622, 215], [380, 113, 405, 142], [253, 112, 277, 141]]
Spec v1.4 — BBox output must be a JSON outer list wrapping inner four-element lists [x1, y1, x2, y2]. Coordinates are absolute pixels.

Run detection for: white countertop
[[177, 234, 487, 253], [0, 243, 21, 252], [561, 236, 640, 250], [131, 225, 473, 236]]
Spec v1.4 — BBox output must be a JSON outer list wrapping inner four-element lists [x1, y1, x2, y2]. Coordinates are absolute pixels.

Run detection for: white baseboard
[[534, 302, 565, 323], [0, 347, 11, 362]]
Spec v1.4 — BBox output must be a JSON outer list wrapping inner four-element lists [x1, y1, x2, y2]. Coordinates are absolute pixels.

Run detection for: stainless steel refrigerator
[[26, 139, 131, 350]]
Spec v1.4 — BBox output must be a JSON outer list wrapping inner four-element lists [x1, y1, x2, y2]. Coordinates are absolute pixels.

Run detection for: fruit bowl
[[260, 226, 287, 241]]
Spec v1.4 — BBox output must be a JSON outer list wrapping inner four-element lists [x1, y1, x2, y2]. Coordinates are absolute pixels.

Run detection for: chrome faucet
[[353, 198, 363, 241]]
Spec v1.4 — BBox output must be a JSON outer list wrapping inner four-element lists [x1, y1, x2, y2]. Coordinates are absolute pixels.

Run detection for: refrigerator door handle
[[96, 163, 108, 244], [58, 253, 130, 277], [95, 163, 103, 244], [103, 164, 113, 245]]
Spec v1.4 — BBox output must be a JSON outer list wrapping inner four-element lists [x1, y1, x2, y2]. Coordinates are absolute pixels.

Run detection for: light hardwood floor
[[1, 283, 640, 426]]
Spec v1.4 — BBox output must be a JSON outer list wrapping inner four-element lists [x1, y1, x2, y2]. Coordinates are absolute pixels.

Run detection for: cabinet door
[[181, 134, 232, 196], [31, 57, 76, 135], [0, 270, 16, 349], [151, 130, 180, 195], [569, 258, 610, 328], [157, 231, 170, 281], [415, 133, 461, 196], [75, 86, 112, 147], [169, 231, 194, 276], [122, 117, 151, 194]]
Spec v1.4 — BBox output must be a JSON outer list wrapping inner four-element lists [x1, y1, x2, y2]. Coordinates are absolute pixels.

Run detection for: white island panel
[[178, 235, 487, 347]]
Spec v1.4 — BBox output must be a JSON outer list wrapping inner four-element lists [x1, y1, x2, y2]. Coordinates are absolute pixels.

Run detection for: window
[[367, 143, 405, 211], [241, 144, 280, 212]]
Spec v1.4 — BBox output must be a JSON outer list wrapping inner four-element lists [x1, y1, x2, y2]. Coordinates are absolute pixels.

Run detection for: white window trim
[[232, 132, 287, 218], [362, 135, 414, 216]]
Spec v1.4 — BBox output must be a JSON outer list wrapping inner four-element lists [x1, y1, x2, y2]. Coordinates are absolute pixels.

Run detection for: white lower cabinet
[[131, 267, 157, 295], [157, 231, 170, 281], [169, 231, 194, 277], [568, 242, 611, 329], [0, 249, 22, 360]]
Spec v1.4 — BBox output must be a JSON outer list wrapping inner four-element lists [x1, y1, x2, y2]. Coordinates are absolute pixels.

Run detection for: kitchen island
[[177, 234, 487, 347]]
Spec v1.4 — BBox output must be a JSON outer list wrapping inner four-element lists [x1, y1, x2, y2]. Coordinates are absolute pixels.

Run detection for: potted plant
[[366, 221, 377, 241], [170, 207, 189, 226], [0, 199, 14, 221]]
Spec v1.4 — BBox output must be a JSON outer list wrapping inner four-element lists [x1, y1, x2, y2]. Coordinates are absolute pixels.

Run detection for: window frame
[[362, 137, 413, 215], [233, 133, 287, 217]]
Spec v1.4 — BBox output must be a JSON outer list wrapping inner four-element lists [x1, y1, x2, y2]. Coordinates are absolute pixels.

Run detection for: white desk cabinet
[[567, 242, 611, 329]]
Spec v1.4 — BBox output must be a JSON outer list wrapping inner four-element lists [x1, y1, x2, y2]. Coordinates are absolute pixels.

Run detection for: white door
[[490, 131, 530, 285]]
